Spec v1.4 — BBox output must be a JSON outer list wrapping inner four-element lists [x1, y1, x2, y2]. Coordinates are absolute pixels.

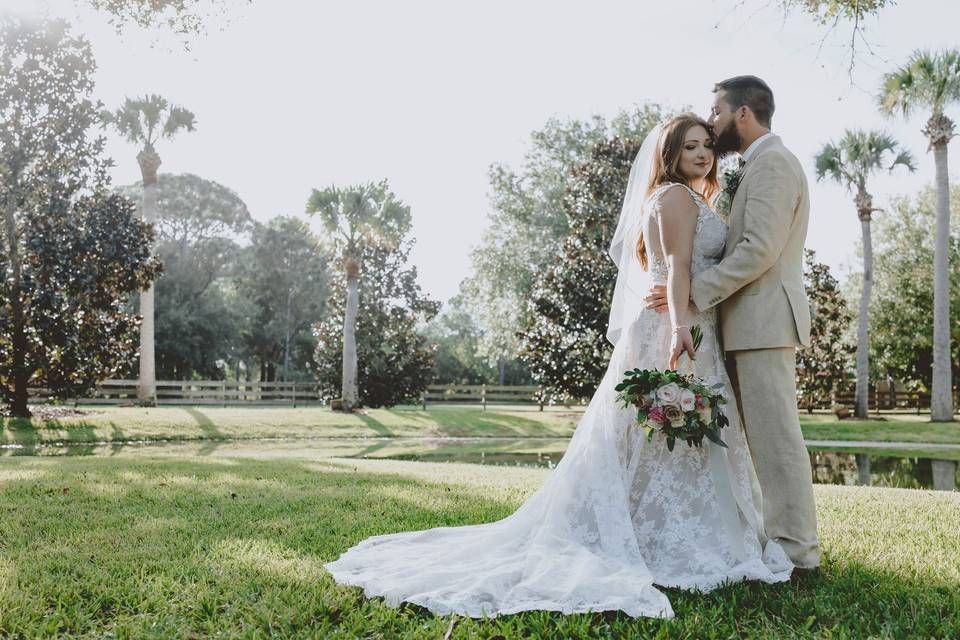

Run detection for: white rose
[[679, 389, 696, 412], [657, 382, 680, 406]]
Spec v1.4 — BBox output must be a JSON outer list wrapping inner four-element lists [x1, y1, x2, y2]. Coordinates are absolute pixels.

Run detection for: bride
[[325, 113, 793, 619]]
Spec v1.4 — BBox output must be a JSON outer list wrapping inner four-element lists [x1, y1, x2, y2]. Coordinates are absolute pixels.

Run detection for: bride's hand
[[669, 326, 696, 370]]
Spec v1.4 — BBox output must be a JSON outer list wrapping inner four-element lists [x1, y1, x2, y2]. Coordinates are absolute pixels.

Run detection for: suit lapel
[[724, 135, 782, 256]]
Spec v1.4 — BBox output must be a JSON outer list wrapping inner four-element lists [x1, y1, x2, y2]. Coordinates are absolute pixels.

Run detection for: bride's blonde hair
[[636, 113, 719, 270]]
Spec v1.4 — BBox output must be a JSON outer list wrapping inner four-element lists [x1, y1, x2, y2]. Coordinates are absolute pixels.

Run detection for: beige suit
[[692, 134, 820, 569]]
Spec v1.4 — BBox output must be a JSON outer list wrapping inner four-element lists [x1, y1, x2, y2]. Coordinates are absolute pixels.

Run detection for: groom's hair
[[713, 76, 774, 128]]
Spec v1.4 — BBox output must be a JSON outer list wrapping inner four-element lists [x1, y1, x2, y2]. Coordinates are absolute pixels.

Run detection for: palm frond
[[890, 149, 917, 173], [879, 48, 960, 118], [103, 93, 194, 149], [814, 129, 914, 193], [163, 105, 196, 138], [814, 143, 846, 183]]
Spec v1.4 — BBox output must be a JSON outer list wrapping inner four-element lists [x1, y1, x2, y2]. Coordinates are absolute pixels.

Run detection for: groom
[[648, 75, 820, 570]]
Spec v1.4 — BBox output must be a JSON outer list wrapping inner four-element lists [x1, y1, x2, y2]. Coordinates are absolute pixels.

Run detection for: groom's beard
[[713, 120, 742, 157]]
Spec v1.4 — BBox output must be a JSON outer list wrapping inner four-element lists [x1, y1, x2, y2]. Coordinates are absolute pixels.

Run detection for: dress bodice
[[641, 183, 727, 283]]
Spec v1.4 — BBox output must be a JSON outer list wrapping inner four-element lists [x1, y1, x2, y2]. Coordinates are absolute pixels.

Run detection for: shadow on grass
[[0, 455, 956, 637], [385, 408, 575, 437], [182, 407, 227, 456], [354, 413, 395, 437], [346, 440, 395, 458]]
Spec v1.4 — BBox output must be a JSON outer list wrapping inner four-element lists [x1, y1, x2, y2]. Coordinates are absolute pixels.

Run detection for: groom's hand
[[645, 285, 668, 313]]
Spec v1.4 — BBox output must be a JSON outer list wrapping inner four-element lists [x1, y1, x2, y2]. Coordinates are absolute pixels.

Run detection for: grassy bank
[[2, 406, 959, 449], [799, 413, 960, 445], [0, 405, 582, 448], [0, 453, 956, 638]]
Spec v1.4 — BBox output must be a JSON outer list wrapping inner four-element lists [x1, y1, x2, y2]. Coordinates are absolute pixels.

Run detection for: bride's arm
[[658, 187, 699, 369]]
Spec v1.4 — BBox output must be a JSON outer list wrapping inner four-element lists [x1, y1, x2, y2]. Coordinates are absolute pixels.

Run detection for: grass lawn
[[799, 412, 960, 444], [3, 406, 960, 450], [808, 444, 960, 462], [0, 405, 583, 449], [0, 451, 957, 638]]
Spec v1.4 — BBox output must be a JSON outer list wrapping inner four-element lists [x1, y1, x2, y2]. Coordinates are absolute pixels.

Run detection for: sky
[[2, 0, 958, 304]]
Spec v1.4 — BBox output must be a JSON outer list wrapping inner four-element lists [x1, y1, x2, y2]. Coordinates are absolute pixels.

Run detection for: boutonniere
[[715, 158, 745, 216]]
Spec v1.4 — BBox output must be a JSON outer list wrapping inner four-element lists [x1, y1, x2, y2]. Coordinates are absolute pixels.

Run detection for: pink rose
[[648, 405, 666, 425]]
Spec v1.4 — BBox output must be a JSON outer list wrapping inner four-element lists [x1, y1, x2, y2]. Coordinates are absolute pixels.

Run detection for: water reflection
[[390, 446, 959, 491], [2, 436, 957, 491], [808, 450, 946, 489]]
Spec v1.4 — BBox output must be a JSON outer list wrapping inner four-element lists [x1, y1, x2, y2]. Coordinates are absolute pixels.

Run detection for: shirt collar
[[741, 131, 775, 163]]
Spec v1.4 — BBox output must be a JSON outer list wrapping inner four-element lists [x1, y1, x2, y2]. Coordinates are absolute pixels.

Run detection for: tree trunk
[[341, 256, 360, 411], [855, 205, 872, 420], [2, 197, 30, 417], [498, 356, 505, 386], [282, 287, 293, 382], [136, 147, 162, 406], [931, 138, 954, 421]]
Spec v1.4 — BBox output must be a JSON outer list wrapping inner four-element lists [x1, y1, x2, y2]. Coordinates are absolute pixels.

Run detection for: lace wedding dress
[[325, 182, 793, 619]]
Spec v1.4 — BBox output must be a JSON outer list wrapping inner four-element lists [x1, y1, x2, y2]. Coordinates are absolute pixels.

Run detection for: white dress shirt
[[741, 131, 775, 163]]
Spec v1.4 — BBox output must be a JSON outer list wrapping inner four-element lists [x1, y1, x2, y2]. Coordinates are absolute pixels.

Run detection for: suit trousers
[[726, 347, 821, 568]]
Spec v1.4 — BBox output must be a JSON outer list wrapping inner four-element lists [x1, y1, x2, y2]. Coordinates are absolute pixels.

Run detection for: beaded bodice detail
[[641, 183, 727, 283]]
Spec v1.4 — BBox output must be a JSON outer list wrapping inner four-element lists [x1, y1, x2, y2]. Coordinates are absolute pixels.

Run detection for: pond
[[2, 436, 957, 491]]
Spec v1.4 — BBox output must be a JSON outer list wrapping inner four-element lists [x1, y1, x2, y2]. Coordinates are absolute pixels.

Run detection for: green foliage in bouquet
[[691, 325, 703, 351], [614, 338, 729, 451]]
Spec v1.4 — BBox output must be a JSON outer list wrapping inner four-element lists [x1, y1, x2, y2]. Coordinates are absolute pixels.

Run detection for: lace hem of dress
[[326, 536, 791, 620], [325, 563, 677, 619]]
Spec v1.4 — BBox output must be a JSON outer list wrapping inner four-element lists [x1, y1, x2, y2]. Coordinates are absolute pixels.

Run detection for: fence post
[[481, 384, 486, 412], [538, 385, 544, 412], [421, 391, 427, 411], [292, 381, 297, 408]]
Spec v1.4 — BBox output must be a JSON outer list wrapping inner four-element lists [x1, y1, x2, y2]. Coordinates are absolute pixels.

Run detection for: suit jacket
[[691, 134, 811, 351]]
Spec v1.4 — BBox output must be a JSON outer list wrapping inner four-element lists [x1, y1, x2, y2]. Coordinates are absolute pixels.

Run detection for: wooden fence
[[421, 384, 545, 411], [32, 379, 324, 407], [803, 389, 941, 414], [27, 380, 951, 414]]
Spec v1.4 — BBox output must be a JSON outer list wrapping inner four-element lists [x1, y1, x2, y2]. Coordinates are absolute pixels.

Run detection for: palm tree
[[306, 181, 409, 412], [879, 49, 960, 422], [815, 130, 915, 418], [102, 95, 196, 405]]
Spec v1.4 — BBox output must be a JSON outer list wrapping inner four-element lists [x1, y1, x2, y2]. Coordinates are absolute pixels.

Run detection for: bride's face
[[677, 125, 714, 181]]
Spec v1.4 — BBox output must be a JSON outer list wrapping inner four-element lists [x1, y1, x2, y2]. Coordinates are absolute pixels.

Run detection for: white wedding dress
[[325, 182, 793, 619]]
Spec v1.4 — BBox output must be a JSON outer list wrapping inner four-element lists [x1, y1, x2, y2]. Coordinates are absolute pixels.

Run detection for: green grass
[[0, 452, 957, 638], [799, 413, 960, 445], [3, 407, 960, 452], [808, 444, 960, 462], [1, 405, 582, 450]]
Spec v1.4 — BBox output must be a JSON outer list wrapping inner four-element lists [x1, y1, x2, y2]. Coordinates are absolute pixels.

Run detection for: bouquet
[[614, 325, 729, 451]]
